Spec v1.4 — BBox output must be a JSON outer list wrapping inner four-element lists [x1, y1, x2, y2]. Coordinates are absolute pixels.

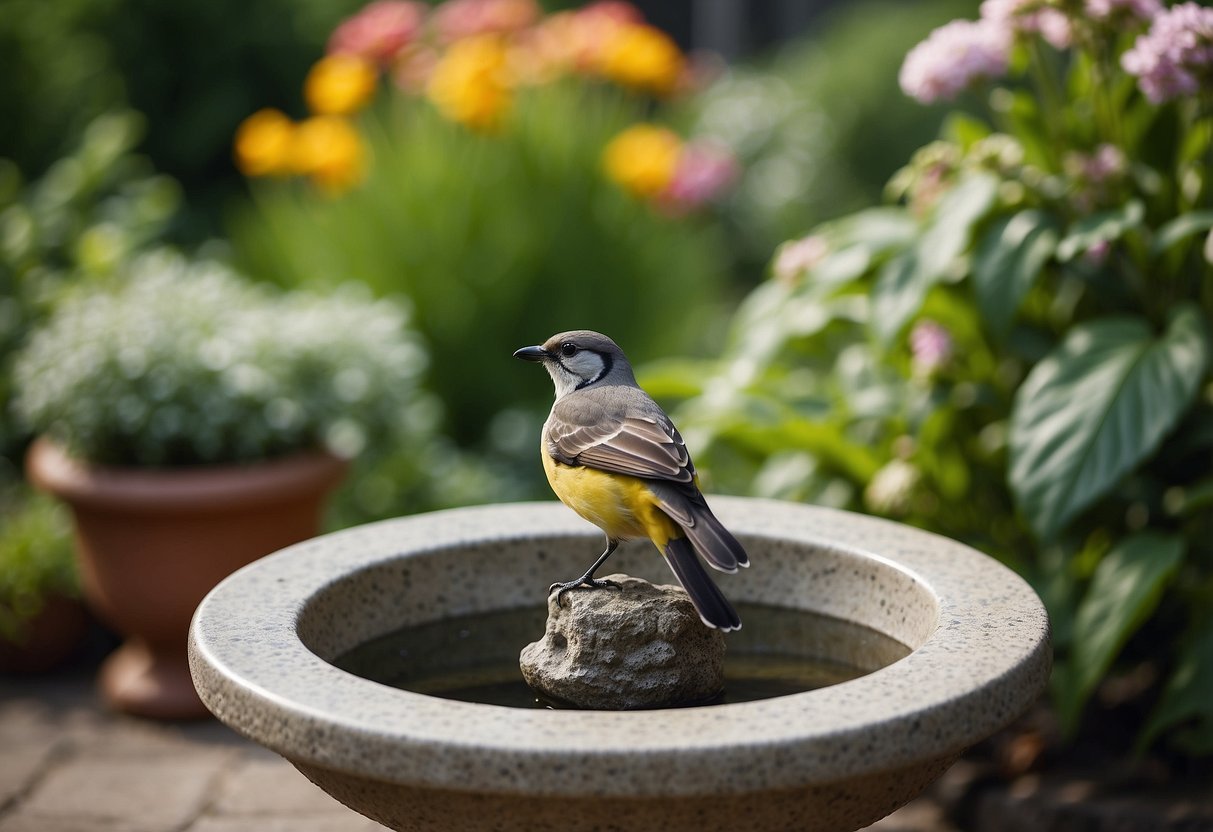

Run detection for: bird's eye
[[560, 343, 578, 357]]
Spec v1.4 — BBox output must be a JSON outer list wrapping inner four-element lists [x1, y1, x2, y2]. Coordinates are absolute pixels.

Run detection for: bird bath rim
[[189, 498, 1050, 799]]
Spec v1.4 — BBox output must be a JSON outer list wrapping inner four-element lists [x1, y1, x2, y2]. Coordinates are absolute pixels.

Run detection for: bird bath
[[189, 499, 1050, 832]]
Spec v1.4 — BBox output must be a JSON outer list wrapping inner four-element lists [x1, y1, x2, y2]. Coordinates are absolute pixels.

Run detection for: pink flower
[[328, 1, 427, 66], [432, 0, 541, 44], [659, 141, 738, 213], [772, 235, 828, 284], [1085, 0, 1162, 22], [980, 0, 1072, 49], [910, 320, 953, 375], [1123, 2, 1213, 103], [899, 19, 1011, 104]]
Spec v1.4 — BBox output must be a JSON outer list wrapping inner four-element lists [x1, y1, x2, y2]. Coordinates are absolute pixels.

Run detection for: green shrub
[[0, 487, 77, 643], [0, 110, 181, 478], [651, 3, 1213, 756], [226, 1, 741, 474], [14, 249, 435, 468]]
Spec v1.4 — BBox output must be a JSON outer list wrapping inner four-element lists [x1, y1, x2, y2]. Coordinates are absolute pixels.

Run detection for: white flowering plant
[[644, 1, 1213, 756], [14, 250, 434, 468]]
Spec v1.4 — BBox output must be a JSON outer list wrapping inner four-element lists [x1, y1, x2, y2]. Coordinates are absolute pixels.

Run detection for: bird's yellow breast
[[543, 452, 680, 548]]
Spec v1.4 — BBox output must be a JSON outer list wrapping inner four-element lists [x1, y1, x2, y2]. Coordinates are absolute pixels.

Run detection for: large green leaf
[[972, 210, 1060, 339], [1057, 532, 1184, 732], [1139, 616, 1213, 753], [1151, 210, 1213, 258], [871, 173, 999, 343], [1009, 304, 1210, 540]]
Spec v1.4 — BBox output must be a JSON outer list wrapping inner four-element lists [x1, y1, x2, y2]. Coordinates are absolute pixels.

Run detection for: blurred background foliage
[[0, 0, 972, 650]]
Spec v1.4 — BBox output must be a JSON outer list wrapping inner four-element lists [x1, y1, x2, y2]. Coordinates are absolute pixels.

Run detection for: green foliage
[[1009, 307, 1209, 541], [1055, 532, 1184, 731], [0, 110, 181, 478], [229, 84, 736, 477], [669, 5, 1213, 756], [0, 0, 358, 241], [14, 250, 436, 469], [681, 0, 974, 279], [0, 487, 77, 642]]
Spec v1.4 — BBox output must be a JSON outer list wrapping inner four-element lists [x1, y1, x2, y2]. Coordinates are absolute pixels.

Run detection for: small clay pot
[[27, 437, 347, 719]]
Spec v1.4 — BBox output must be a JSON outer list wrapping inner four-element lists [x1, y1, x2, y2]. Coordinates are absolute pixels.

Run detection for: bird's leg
[[549, 538, 623, 605]]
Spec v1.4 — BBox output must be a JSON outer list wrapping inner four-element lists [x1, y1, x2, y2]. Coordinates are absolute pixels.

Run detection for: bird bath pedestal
[[189, 499, 1050, 832]]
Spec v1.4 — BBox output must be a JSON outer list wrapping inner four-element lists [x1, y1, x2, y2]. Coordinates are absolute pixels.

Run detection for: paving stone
[[210, 757, 348, 816], [16, 755, 227, 831], [188, 815, 384, 832], [0, 742, 56, 810], [0, 809, 143, 832]]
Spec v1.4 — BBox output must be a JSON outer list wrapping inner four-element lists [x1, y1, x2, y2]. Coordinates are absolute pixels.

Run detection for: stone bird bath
[[189, 499, 1050, 832]]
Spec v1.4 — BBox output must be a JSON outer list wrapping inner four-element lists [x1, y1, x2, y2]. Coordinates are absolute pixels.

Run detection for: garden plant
[[651, 0, 1213, 757], [225, 0, 740, 472]]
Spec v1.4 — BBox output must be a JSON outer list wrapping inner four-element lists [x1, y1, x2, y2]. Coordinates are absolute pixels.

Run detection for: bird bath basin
[[189, 499, 1050, 832]]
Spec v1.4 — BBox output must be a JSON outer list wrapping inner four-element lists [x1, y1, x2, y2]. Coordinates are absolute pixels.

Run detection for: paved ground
[[0, 655, 957, 832]]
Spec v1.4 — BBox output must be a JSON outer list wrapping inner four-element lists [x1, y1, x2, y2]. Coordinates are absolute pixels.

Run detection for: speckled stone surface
[[189, 499, 1051, 832], [519, 574, 726, 709]]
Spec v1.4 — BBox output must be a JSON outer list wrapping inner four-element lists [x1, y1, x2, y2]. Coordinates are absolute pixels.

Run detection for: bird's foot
[[548, 575, 623, 606]]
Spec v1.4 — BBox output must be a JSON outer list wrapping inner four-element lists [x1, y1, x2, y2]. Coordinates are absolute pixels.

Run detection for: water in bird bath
[[333, 603, 911, 709]]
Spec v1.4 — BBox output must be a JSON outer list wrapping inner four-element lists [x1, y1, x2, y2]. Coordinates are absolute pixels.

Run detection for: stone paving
[[0, 661, 956, 832]]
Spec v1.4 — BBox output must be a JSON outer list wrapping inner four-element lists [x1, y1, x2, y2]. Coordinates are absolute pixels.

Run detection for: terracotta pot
[[27, 437, 347, 719]]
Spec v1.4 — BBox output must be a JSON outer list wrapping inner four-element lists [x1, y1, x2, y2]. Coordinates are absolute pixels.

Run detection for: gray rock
[[519, 573, 726, 710]]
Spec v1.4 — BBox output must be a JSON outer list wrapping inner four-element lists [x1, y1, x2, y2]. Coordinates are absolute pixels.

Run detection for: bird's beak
[[513, 345, 549, 363]]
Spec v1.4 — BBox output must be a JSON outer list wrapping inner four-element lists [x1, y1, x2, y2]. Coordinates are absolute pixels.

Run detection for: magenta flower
[[910, 320, 953, 376], [899, 20, 1012, 104], [659, 142, 738, 214], [1122, 2, 1213, 104], [981, 0, 1072, 49], [328, 1, 427, 66]]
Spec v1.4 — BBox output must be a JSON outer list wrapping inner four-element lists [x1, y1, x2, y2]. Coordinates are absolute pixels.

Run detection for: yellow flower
[[602, 124, 682, 199], [233, 109, 297, 177], [304, 54, 378, 116], [598, 23, 684, 97], [426, 34, 513, 131], [291, 116, 366, 193]]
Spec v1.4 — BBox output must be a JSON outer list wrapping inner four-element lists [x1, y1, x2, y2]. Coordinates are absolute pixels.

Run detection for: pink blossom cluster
[[327, 0, 541, 66], [1122, 2, 1213, 103], [910, 320, 954, 376], [1084, 0, 1162, 22], [899, 19, 1012, 104], [659, 142, 738, 215], [980, 0, 1071, 49], [431, 0, 540, 44], [328, 1, 427, 66]]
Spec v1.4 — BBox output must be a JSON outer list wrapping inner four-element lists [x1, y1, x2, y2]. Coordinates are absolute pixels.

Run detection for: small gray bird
[[514, 330, 748, 631]]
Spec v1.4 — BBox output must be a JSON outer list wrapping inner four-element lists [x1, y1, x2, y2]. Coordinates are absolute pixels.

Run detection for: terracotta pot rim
[[26, 436, 349, 513]]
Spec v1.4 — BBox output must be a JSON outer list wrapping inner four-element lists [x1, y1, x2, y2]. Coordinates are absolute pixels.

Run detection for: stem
[[1026, 40, 1068, 170]]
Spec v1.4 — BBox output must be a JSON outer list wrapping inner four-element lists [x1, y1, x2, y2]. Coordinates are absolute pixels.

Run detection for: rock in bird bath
[[519, 573, 726, 709]]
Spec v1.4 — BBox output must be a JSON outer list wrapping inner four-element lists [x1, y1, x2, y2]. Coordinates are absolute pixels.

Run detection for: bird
[[514, 330, 748, 631]]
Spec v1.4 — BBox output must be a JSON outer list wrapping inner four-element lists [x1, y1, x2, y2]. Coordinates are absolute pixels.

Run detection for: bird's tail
[[663, 536, 742, 631]]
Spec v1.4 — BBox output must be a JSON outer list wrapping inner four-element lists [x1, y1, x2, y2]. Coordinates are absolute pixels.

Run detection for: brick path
[[0, 661, 956, 832]]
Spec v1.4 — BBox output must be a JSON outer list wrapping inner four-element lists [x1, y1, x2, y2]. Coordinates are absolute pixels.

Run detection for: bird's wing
[[546, 388, 695, 483]]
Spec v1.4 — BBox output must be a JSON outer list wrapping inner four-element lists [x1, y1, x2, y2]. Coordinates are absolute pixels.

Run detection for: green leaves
[[872, 172, 999, 342], [1056, 201, 1145, 261], [973, 210, 1060, 339], [1009, 305, 1210, 541], [1056, 532, 1184, 732], [1140, 618, 1213, 754]]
